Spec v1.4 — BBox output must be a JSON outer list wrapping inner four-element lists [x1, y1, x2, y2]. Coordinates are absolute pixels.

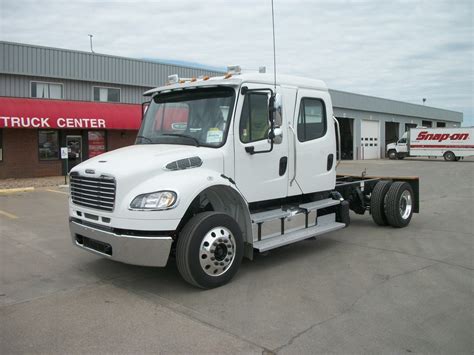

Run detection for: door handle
[[279, 157, 288, 176]]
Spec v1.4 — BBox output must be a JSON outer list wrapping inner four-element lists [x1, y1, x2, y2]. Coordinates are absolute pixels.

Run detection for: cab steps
[[250, 198, 346, 252], [253, 214, 345, 252]]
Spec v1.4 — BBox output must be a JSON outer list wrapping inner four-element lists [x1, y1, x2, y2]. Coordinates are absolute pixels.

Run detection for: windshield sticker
[[206, 128, 223, 143]]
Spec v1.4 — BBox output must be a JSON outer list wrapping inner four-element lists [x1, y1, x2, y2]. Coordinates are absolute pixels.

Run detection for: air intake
[[165, 156, 203, 171]]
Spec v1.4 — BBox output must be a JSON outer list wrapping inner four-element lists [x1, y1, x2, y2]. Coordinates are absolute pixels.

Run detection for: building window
[[38, 130, 59, 160], [88, 131, 106, 158], [93, 86, 121, 102], [31, 81, 63, 99], [422, 120, 432, 128], [239, 93, 269, 143], [297, 98, 327, 142], [0, 129, 3, 162], [436, 122, 446, 127]]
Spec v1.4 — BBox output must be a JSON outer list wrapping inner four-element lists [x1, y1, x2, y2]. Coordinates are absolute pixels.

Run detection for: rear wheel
[[443, 151, 456, 161], [384, 182, 414, 228], [370, 180, 392, 226], [176, 212, 244, 289], [388, 150, 397, 160]]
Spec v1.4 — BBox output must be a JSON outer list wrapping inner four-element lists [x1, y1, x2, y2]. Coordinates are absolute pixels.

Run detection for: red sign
[[0, 97, 142, 130], [88, 131, 106, 158], [415, 131, 470, 142]]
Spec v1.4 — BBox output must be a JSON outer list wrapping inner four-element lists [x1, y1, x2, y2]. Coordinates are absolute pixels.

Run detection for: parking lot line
[[45, 189, 69, 195], [0, 209, 19, 219]]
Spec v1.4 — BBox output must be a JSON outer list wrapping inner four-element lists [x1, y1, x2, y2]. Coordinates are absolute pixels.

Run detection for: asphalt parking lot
[[1, 158, 473, 354]]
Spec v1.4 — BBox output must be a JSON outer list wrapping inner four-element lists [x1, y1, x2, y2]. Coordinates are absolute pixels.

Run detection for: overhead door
[[360, 120, 380, 159]]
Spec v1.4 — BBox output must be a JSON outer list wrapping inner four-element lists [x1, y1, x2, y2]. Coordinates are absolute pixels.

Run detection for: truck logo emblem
[[85, 169, 95, 174]]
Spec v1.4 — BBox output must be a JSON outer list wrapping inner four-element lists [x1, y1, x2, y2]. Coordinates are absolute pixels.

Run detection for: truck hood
[[71, 144, 225, 184]]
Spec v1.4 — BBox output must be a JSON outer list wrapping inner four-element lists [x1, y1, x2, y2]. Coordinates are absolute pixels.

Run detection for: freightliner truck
[[69, 69, 420, 288]]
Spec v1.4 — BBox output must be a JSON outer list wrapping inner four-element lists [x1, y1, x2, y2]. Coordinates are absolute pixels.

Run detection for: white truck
[[69, 70, 420, 288], [387, 127, 474, 161]]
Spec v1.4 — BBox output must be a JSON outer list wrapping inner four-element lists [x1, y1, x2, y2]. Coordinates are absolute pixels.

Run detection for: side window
[[297, 98, 327, 142], [239, 93, 269, 143]]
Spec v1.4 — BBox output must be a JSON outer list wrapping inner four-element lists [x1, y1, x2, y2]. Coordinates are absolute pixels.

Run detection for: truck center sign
[[0, 116, 106, 129], [0, 97, 141, 130]]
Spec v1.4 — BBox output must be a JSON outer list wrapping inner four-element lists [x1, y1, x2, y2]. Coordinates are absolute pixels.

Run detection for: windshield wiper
[[136, 135, 153, 144], [160, 133, 200, 147]]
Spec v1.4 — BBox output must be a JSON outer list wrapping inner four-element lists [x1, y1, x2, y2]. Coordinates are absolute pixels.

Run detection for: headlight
[[130, 191, 177, 210]]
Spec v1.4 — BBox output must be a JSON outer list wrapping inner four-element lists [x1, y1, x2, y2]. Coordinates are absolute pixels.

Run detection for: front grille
[[70, 174, 116, 212]]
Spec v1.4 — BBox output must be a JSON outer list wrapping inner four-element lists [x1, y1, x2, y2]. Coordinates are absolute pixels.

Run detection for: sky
[[1, 0, 473, 126]]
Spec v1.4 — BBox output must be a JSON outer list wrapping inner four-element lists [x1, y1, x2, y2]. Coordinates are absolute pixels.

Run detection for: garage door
[[361, 120, 380, 159]]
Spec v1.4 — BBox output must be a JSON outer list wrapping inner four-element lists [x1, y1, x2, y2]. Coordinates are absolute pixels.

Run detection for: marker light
[[226, 65, 241, 74], [130, 191, 177, 210], [168, 74, 179, 84]]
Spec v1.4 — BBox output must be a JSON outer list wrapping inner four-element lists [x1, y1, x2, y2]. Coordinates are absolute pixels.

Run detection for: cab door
[[291, 89, 336, 194], [233, 84, 288, 203]]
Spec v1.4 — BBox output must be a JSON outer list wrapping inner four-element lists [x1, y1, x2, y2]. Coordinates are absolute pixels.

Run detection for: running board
[[253, 215, 345, 252]]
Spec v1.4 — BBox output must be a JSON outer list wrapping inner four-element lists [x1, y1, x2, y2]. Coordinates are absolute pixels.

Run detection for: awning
[[0, 97, 142, 130]]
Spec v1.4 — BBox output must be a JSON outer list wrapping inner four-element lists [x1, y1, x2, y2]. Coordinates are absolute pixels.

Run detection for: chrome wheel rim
[[199, 226, 235, 277], [399, 190, 412, 220]]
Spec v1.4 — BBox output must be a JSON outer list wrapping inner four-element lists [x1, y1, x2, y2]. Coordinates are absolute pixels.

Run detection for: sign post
[[61, 147, 69, 185]]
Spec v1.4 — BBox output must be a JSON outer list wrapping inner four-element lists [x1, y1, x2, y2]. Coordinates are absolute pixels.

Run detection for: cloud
[[1, 0, 473, 125]]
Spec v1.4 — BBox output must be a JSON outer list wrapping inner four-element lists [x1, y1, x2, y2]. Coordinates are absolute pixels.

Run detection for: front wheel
[[176, 212, 244, 289], [388, 150, 397, 160]]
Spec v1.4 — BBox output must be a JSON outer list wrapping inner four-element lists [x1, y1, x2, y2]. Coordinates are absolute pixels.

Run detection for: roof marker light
[[191, 77, 197, 82], [203, 76, 210, 81], [226, 65, 241, 75], [168, 74, 179, 84], [224, 73, 232, 79]]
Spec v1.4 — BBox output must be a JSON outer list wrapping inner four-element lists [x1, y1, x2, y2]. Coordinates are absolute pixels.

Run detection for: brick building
[[0, 41, 223, 178]]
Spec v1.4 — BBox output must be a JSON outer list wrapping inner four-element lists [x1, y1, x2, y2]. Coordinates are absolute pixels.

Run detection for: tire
[[370, 181, 392, 226], [443, 151, 455, 161], [388, 150, 397, 160], [397, 154, 405, 160], [384, 182, 414, 228], [176, 212, 244, 289], [455, 157, 461, 161]]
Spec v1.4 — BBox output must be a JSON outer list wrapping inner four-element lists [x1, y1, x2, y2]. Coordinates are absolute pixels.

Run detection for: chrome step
[[253, 214, 345, 252], [299, 198, 340, 212], [251, 209, 292, 224]]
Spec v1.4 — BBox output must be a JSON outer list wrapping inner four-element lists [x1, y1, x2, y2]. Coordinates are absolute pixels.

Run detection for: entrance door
[[360, 120, 380, 159], [233, 84, 289, 203], [66, 135, 83, 171]]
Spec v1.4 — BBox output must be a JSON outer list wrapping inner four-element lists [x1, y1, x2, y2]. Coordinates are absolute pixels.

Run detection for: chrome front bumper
[[69, 220, 173, 267]]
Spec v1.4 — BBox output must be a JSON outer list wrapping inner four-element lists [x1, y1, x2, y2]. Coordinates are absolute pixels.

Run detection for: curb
[[0, 187, 35, 195]]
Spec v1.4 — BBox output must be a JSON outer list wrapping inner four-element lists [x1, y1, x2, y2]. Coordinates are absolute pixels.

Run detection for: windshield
[[137, 87, 235, 147]]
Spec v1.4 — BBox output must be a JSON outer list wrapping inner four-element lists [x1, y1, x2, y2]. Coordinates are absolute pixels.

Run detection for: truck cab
[[69, 70, 418, 288], [387, 132, 408, 160]]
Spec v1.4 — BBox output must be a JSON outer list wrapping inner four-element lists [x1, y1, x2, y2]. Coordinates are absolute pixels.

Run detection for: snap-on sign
[[416, 131, 470, 142], [0, 97, 141, 130]]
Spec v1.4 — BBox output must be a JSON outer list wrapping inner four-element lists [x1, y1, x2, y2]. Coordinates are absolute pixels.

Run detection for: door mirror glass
[[272, 93, 283, 127], [142, 101, 151, 120]]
